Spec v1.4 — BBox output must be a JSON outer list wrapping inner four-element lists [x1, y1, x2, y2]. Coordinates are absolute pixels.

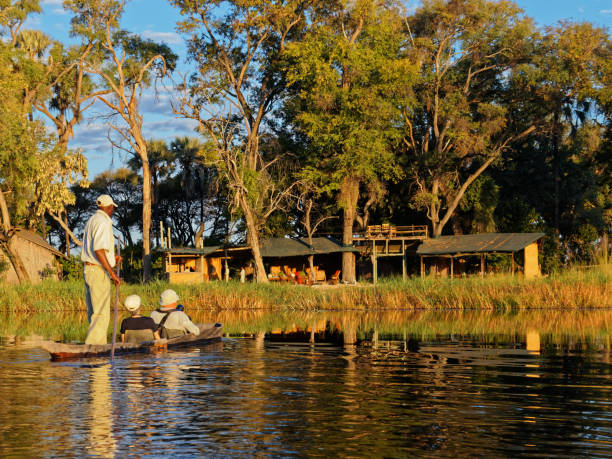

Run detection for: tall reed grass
[[0, 265, 609, 312]]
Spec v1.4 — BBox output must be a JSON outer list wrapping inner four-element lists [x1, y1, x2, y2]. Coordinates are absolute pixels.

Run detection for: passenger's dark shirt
[[120, 316, 157, 334]]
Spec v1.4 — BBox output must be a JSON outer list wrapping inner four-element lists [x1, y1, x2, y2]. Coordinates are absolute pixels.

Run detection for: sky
[[30, 0, 612, 178]]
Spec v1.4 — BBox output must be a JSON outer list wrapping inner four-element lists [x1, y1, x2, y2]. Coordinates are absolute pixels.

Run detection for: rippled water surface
[[0, 310, 611, 457]]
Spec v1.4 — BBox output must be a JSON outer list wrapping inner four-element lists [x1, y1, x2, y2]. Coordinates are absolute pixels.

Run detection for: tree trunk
[[340, 179, 359, 283], [0, 189, 30, 283], [153, 174, 160, 248], [553, 136, 560, 239], [0, 239, 31, 283], [64, 211, 70, 256], [141, 152, 152, 281], [308, 254, 315, 284], [342, 209, 356, 283], [241, 196, 268, 283]]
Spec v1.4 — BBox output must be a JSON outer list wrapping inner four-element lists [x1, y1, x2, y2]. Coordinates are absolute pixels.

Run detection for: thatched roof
[[14, 229, 66, 259], [161, 237, 357, 259], [259, 237, 358, 258], [416, 233, 545, 256], [159, 246, 221, 255]]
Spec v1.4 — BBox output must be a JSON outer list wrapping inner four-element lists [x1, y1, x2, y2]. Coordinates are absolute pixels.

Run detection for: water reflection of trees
[[191, 309, 611, 350], [1, 309, 609, 351]]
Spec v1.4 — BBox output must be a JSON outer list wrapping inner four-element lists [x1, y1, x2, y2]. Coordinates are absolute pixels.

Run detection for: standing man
[[81, 194, 121, 345]]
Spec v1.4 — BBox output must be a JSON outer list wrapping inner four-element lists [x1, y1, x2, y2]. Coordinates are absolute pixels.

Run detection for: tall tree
[[403, 0, 537, 236], [1, 1, 89, 282], [528, 22, 609, 239], [0, 40, 39, 282], [172, 0, 305, 282], [493, 21, 611, 268], [66, 0, 177, 280], [285, 0, 411, 282]]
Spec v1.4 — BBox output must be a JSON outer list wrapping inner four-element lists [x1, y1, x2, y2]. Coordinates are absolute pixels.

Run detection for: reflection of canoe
[[41, 323, 223, 361]]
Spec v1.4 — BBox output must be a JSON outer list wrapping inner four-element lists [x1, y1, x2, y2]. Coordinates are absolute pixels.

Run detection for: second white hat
[[124, 294, 141, 312], [160, 289, 179, 307]]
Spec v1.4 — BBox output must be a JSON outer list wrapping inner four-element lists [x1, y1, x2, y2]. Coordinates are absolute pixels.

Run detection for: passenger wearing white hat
[[120, 295, 160, 344], [81, 194, 122, 345], [150, 289, 200, 338]]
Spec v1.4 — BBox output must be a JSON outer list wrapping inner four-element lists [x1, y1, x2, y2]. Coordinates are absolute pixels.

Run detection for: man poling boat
[[81, 194, 122, 345]]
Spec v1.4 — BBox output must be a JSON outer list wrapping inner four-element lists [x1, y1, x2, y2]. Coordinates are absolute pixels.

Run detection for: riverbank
[[1, 266, 610, 311]]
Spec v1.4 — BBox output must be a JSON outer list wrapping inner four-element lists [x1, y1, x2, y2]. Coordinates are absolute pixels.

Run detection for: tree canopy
[[1, 0, 610, 283]]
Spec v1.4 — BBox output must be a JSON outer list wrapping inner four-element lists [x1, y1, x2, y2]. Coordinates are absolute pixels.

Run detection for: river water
[[0, 309, 610, 457]]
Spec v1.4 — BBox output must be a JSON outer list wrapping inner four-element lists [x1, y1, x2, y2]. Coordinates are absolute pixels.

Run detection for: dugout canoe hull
[[41, 323, 223, 361]]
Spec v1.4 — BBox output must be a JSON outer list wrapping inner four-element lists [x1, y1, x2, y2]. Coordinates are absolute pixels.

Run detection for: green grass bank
[[1, 266, 610, 312]]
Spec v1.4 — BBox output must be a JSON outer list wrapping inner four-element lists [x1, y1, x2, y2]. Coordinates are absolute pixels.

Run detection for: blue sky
[[31, 0, 612, 178]]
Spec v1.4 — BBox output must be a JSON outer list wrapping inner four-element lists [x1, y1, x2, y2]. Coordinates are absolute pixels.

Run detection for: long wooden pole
[[110, 237, 121, 360]]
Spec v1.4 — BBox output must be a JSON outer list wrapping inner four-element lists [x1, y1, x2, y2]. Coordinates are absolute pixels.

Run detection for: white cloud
[[23, 16, 41, 27], [52, 7, 68, 15], [142, 117, 199, 137], [578, 7, 584, 13], [41, 0, 63, 4], [601, 9, 612, 14], [139, 92, 173, 114], [140, 30, 182, 45]]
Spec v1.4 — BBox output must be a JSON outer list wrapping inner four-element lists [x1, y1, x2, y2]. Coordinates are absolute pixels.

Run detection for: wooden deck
[[352, 225, 429, 283]]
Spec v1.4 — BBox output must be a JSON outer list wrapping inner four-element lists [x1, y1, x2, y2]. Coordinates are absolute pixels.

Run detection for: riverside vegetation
[[1, 266, 610, 313]]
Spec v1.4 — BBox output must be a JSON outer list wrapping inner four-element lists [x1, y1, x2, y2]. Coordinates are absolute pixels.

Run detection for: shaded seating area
[[258, 237, 355, 285], [268, 264, 333, 285], [158, 236, 356, 285]]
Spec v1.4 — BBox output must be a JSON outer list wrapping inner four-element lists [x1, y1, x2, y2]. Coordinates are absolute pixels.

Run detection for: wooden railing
[[353, 225, 428, 240]]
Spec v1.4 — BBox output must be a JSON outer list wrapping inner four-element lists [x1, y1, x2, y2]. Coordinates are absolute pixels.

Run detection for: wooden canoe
[[41, 323, 223, 361]]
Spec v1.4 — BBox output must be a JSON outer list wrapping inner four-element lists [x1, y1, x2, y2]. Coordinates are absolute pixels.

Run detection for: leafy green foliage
[[285, 0, 410, 201]]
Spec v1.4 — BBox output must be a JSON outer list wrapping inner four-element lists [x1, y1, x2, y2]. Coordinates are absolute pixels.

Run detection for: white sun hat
[[124, 294, 141, 312], [160, 289, 180, 307], [96, 194, 118, 207]]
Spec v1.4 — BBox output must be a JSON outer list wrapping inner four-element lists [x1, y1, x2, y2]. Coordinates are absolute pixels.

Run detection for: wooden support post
[[450, 256, 454, 278], [511, 252, 515, 277], [167, 227, 172, 249], [371, 240, 378, 284], [420, 256, 424, 278], [224, 248, 229, 282], [372, 253, 378, 284], [160, 221, 164, 248], [402, 239, 407, 281], [480, 253, 484, 278]]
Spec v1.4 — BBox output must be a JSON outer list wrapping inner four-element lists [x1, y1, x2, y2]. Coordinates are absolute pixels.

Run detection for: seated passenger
[[120, 295, 161, 343], [150, 289, 200, 339]]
